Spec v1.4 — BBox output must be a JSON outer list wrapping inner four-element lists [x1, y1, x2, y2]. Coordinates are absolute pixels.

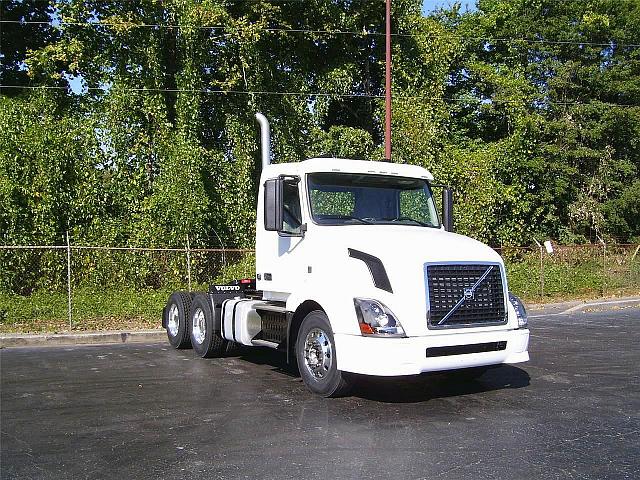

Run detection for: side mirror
[[442, 187, 454, 232], [264, 178, 284, 231]]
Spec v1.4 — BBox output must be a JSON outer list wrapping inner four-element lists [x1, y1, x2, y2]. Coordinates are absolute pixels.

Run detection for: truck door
[[257, 176, 307, 299]]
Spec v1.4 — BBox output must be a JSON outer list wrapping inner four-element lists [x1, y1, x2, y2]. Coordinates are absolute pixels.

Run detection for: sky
[[422, 0, 477, 15]]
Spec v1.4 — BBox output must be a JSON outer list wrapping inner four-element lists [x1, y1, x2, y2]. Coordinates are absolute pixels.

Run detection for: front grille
[[425, 263, 506, 328]]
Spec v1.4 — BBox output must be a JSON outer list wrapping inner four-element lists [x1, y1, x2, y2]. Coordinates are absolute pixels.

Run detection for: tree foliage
[[1, 0, 639, 279], [438, 0, 640, 244]]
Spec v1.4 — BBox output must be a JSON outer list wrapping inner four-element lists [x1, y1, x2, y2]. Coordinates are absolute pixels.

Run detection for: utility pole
[[385, 0, 392, 161]]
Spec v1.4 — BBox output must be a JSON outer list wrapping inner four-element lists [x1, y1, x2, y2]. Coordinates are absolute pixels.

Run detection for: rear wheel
[[164, 292, 192, 349], [295, 310, 350, 397], [190, 294, 227, 358]]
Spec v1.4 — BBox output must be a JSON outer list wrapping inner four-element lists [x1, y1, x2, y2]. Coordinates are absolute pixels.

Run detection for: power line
[[0, 0, 308, 1], [0, 84, 387, 98], [1, 19, 408, 38], [1, 19, 639, 48], [465, 35, 640, 49], [1, 84, 637, 109]]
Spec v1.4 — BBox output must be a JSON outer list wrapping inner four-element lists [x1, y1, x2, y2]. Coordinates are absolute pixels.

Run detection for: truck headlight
[[508, 293, 528, 328], [353, 298, 405, 337]]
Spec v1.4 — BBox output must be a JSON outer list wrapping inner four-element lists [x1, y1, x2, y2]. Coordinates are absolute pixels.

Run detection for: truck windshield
[[307, 172, 441, 228]]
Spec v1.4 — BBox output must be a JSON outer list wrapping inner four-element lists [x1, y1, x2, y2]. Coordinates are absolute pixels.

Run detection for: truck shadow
[[346, 366, 531, 403], [234, 347, 530, 403], [234, 346, 298, 376]]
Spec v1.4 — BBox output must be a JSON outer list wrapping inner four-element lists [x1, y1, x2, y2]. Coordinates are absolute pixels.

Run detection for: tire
[[189, 294, 227, 358], [295, 310, 351, 397], [164, 292, 192, 349], [224, 341, 240, 355]]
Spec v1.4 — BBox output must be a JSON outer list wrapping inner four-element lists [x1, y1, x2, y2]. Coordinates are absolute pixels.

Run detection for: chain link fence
[[1, 240, 638, 333], [497, 243, 640, 301], [0, 238, 254, 333]]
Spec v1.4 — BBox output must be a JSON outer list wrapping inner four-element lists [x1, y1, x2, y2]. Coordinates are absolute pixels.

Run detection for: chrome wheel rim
[[192, 308, 206, 345], [168, 304, 179, 337], [303, 328, 333, 379]]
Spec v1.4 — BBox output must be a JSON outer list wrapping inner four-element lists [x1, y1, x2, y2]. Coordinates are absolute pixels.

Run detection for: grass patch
[[0, 252, 258, 334], [1, 249, 638, 333], [0, 286, 178, 334], [505, 248, 640, 303]]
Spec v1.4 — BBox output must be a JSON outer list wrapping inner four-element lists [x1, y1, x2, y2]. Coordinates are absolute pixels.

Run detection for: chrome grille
[[425, 263, 506, 328]]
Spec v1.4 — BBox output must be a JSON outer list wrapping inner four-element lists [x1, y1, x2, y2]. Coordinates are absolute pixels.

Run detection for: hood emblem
[[437, 266, 494, 325]]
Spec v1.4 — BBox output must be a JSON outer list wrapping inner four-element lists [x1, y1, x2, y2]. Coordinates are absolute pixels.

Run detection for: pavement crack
[[1, 429, 35, 457]]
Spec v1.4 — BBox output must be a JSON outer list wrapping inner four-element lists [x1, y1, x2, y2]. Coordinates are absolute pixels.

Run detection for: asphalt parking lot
[[2, 305, 639, 480]]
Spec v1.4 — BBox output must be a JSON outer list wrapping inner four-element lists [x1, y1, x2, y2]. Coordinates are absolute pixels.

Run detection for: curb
[[0, 329, 166, 348], [527, 295, 640, 317]]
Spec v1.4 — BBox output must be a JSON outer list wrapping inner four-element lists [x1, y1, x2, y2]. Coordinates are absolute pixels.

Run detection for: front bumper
[[334, 328, 529, 376]]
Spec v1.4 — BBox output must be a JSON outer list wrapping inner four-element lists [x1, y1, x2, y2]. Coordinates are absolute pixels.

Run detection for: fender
[[285, 246, 400, 336], [285, 280, 361, 336]]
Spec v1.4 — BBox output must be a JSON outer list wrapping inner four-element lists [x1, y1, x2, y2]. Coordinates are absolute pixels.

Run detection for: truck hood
[[316, 225, 502, 265], [304, 225, 509, 336]]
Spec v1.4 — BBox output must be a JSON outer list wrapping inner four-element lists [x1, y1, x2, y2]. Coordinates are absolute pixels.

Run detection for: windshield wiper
[[320, 215, 374, 224], [381, 216, 432, 227]]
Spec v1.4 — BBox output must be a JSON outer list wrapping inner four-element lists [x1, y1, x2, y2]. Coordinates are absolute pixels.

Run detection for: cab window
[[282, 178, 302, 234]]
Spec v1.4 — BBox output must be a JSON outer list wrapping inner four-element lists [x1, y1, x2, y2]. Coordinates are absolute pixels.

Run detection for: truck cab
[[163, 124, 529, 398]]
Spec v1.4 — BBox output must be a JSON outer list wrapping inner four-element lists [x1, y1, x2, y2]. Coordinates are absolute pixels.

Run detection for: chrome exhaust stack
[[255, 113, 271, 169]]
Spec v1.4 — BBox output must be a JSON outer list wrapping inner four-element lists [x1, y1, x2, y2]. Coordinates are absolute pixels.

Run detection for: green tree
[[432, 0, 640, 244], [0, 0, 59, 95]]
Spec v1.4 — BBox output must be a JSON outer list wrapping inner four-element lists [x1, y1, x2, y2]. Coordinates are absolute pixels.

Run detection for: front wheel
[[295, 310, 350, 397]]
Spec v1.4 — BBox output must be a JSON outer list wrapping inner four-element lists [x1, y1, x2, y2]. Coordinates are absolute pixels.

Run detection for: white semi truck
[[163, 114, 529, 397]]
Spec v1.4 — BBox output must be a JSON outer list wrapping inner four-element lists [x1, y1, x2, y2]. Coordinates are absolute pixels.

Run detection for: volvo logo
[[463, 287, 475, 300], [214, 285, 240, 291]]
